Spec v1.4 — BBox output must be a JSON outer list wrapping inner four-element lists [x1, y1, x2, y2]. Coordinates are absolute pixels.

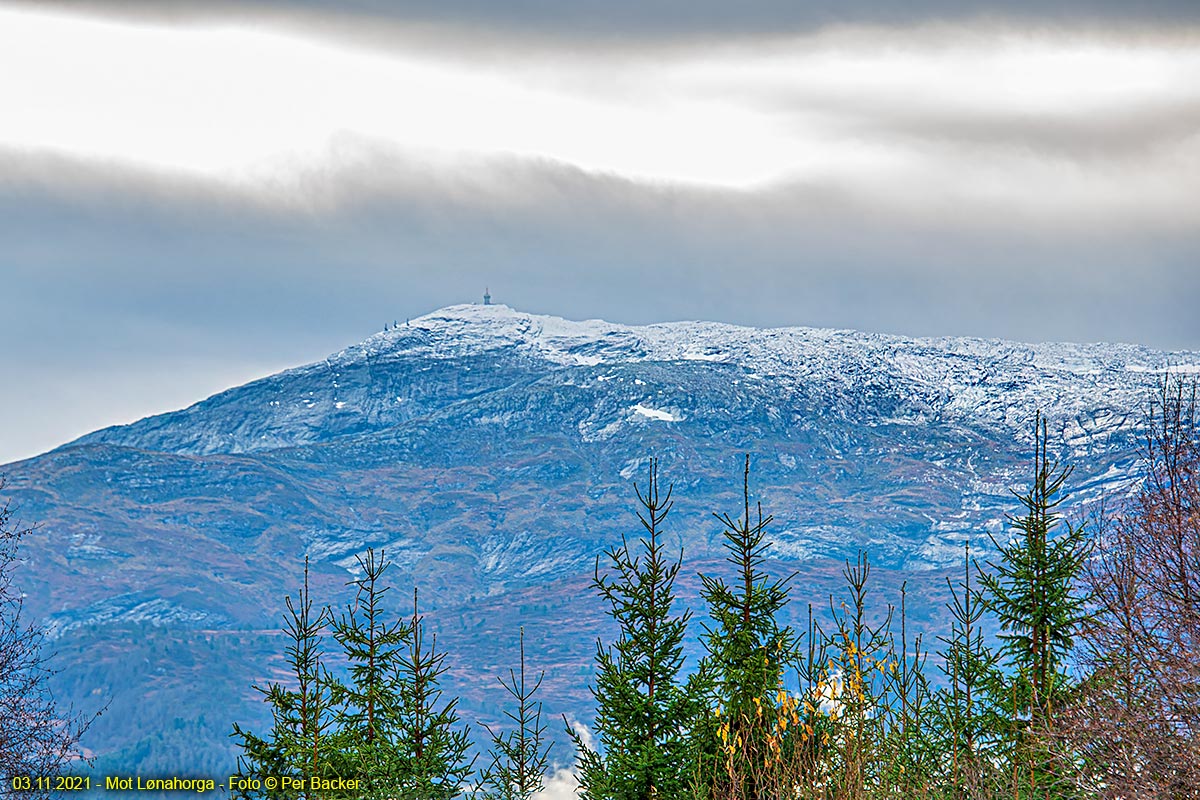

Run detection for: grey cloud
[[3, 145, 1197, 347], [23, 0, 1200, 46], [874, 103, 1200, 163], [750, 91, 1200, 165]]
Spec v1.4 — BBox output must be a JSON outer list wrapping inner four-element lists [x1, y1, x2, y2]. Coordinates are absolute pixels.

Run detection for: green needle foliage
[[228, 390, 1195, 799], [931, 543, 1006, 798], [826, 554, 900, 796], [232, 555, 474, 799], [571, 458, 708, 800], [980, 413, 1092, 797], [328, 549, 413, 793], [697, 455, 799, 799]]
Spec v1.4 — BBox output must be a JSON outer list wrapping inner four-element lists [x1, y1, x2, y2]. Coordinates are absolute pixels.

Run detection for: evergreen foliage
[[979, 414, 1091, 796], [696, 456, 799, 799], [826, 556, 929, 796], [928, 543, 1006, 798], [798, 555, 938, 800], [571, 458, 707, 800], [232, 552, 474, 799], [328, 549, 413, 792], [390, 588, 476, 799], [224, 394, 1192, 798]]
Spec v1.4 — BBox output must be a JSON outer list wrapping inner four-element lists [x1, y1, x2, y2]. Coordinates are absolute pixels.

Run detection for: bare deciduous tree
[[1067, 377, 1200, 797], [0, 478, 98, 797]]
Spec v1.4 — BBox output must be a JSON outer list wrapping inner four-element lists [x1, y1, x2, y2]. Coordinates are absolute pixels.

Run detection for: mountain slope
[[6, 304, 1194, 776]]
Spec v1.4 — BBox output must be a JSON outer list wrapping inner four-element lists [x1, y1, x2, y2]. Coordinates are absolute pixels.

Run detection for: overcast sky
[[1, 1, 1198, 464]]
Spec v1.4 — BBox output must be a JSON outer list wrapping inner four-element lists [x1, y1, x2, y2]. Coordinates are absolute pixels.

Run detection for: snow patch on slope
[[632, 404, 682, 422]]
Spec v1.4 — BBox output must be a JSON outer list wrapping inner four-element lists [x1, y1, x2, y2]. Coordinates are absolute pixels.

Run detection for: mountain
[[4, 304, 1192, 776]]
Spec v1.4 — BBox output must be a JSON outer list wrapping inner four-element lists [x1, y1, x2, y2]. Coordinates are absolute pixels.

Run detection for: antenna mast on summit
[[483, 288, 492, 305]]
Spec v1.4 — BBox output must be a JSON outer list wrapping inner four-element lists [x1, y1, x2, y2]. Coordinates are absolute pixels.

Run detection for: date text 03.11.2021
[[10, 776, 90, 792]]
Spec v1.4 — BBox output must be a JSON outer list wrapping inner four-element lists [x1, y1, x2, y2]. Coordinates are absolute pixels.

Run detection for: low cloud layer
[[26, 0, 1200, 41], [6, 145, 1196, 343]]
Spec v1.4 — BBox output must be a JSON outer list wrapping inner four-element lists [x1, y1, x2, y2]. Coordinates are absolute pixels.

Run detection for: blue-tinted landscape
[[5, 303, 1194, 775]]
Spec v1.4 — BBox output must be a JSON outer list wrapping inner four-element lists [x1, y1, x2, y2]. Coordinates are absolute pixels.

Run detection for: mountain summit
[[70, 303, 1176, 459]]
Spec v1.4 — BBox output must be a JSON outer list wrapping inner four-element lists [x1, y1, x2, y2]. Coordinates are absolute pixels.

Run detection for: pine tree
[[697, 456, 799, 799], [477, 628, 551, 800], [980, 413, 1091, 796], [570, 458, 707, 800]]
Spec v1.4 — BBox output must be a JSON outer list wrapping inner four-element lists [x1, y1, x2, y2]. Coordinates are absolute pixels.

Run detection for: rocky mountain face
[[5, 304, 1192, 775]]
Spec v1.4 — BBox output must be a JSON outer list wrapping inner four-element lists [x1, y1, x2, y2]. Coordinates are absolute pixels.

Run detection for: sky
[[1, 0, 1198, 465]]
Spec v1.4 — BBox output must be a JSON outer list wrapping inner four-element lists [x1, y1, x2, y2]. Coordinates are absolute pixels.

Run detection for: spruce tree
[[697, 456, 799, 799], [980, 413, 1091, 796], [570, 458, 707, 800], [234, 556, 475, 799], [328, 548, 412, 794], [931, 542, 1005, 798]]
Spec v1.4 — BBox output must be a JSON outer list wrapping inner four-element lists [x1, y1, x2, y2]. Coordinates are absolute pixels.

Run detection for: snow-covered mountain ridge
[[70, 303, 1191, 459]]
